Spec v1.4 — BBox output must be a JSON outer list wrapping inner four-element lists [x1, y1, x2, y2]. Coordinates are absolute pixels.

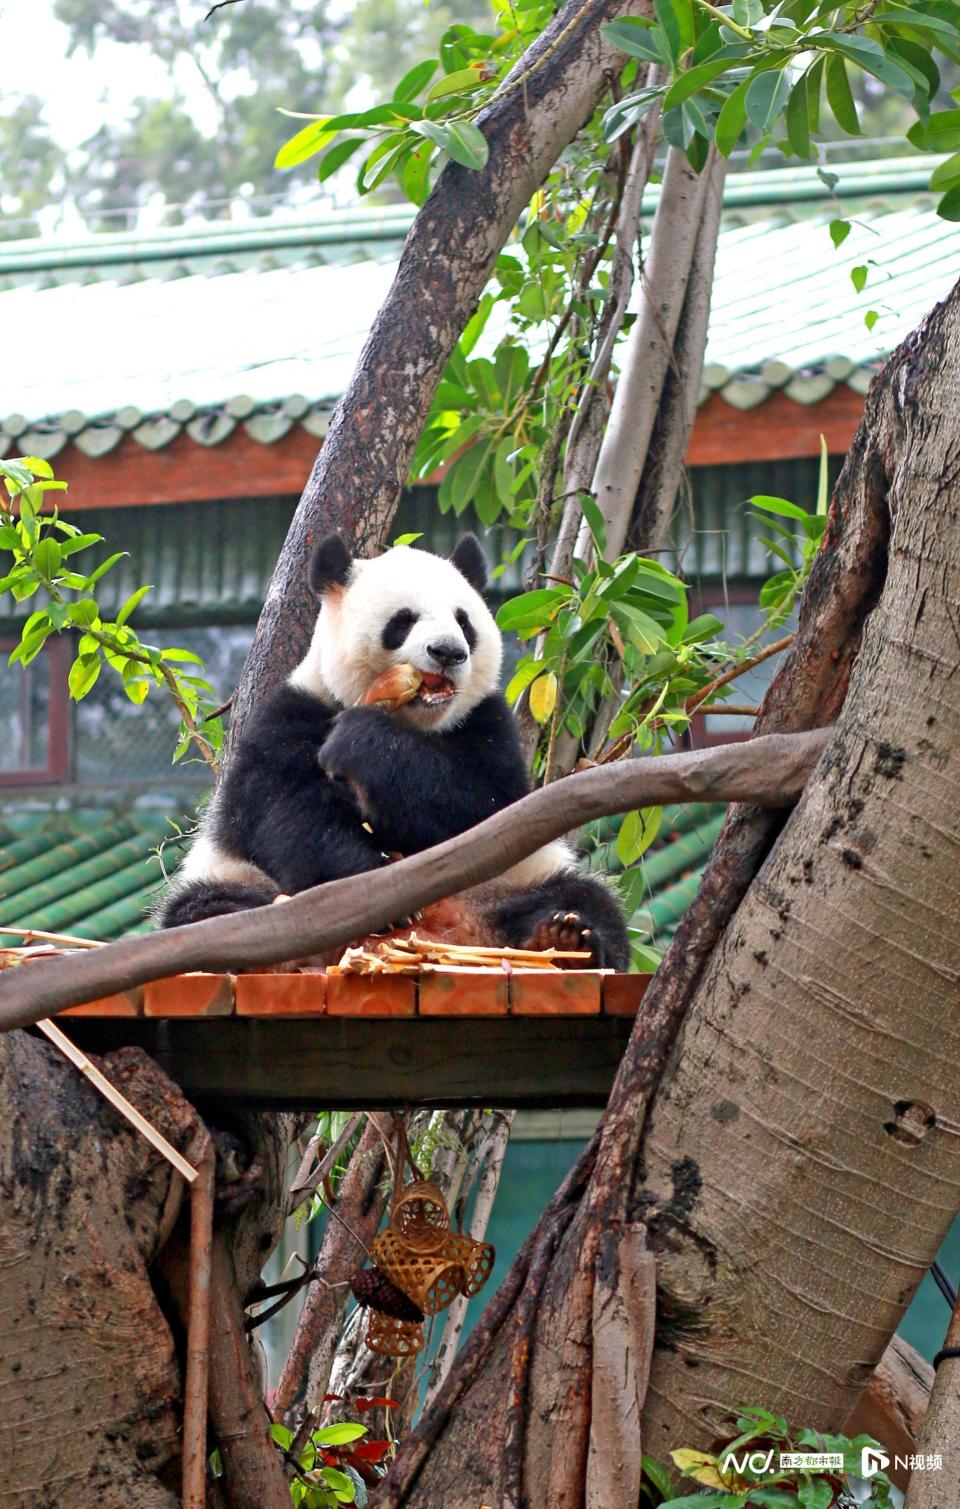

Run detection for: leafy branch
[[0, 457, 223, 772]]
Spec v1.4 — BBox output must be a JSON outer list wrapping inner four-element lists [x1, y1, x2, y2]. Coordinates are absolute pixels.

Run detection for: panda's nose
[[427, 640, 467, 669]]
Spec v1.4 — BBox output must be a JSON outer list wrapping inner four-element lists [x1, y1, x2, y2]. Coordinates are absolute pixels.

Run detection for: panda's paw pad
[[525, 911, 598, 965]]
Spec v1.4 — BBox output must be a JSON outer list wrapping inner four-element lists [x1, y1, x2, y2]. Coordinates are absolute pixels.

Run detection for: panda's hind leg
[[488, 870, 630, 972], [156, 879, 279, 929]]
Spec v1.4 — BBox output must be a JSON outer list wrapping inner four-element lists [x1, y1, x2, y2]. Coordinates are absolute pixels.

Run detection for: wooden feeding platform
[[61, 966, 653, 1110]]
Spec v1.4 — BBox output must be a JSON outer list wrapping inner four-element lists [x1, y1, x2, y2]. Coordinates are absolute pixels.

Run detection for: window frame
[[0, 636, 70, 787]]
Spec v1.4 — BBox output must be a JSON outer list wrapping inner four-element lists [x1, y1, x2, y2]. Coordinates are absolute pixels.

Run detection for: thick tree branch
[[0, 729, 829, 1029], [228, 0, 654, 743]]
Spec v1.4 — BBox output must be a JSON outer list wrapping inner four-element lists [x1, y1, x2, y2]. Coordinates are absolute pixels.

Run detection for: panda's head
[[290, 532, 502, 730]]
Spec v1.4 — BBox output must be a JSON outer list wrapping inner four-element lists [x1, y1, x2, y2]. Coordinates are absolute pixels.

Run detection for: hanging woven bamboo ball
[[365, 1311, 424, 1357], [445, 1232, 495, 1297], [372, 1227, 466, 1317], [392, 1179, 450, 1254]]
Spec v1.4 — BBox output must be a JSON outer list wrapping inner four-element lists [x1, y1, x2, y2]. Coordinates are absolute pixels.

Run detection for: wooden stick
[[36, 1018, 198, 1184], [0, 926, 104, 949]]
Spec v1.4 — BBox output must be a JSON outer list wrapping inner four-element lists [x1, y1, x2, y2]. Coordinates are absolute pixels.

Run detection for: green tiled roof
[[0, 810, 177, 944], [0, 802, 722, 950], [0, 157, 952, 461]]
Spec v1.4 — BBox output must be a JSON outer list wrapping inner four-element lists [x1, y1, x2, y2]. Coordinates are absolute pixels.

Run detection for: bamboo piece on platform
[[36, 1017, 198, 1184]]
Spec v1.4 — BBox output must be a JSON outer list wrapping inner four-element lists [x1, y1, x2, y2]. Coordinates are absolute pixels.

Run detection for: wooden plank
[[68, 1017, 636, 1109], [235, 972, 326, 1017], [419, 968, 508, 1016], [325, 974, 416, 1016], [509, 970, 602, 1015], [602, 974, 653, 1016], [62, 987, 143, 1018], [143, 974, 235, 1017]]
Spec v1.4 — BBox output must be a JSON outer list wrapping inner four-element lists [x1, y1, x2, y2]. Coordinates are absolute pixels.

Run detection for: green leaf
[[909, 108, 960, 152], [494, 437, 515, 502], [748, 494, 808, 521], [426, 67, 481, 101], [936, 181, 960, 219], [394, 58, 438, 101], [68, 653, 101, 700], [505, 657, 548, 703], [275, 119, 334, 170], [864, 309, 879, 331], [851, 264, 868, 293], [825, 53, 860, 135], [733, 0, 763, 23], [402, 142, 433, 205], [796, 1479, 832, 1509], [821, 34, 916, 99], [715, 76, 751, 157], [312, 1423, 367, 1446], [578, 493, 608, 555], [664, 54, 742, 109], [412, 118, 488, 170], [317, 137, 365, 183], [829, 218, 851, 248], [602, 17, 657, 57], [68, 598, 100, 627], [744, 67, 790, 131], [496, 587, 570, 632], [59, 531, 104, 556], [86, 551, 127, 585], [115, 584, 152, 627], [785, 74, 812, 158], [616, 807, 662, 867], [653, 0, 692, 63], [930, 150, 960, 189], [32, 536, 62, 579], [805, 54, 824, 134], [871, 7, 960, 41], [439, 440, 491, 516]]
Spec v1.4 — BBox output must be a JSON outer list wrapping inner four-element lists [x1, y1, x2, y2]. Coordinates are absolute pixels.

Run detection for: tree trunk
[[0, 1036, 195, 1508], [638, 276, 960, 1461], [376, 280, 960, 1505]]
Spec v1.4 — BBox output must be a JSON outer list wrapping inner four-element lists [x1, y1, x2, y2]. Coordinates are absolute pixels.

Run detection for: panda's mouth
[[416, 672, 456, 707]]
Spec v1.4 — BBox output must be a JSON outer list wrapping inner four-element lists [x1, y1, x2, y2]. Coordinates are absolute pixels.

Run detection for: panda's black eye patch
[[382, 609, 419, 650], [455, 609, 477, 651]]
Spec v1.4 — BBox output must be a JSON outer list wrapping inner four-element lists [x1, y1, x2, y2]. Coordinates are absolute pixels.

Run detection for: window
[[73, 624, 254, 785], [0, 639, 68, 786], [689, 586, 798, 747]]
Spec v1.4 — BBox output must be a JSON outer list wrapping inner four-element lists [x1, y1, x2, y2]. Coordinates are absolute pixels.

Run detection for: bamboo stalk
[[36, 1018, 198, 1183]]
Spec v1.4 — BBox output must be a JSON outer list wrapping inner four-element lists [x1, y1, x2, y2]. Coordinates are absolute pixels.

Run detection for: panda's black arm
[[215, 687, 387, 893], [319, 695, 530, 856]]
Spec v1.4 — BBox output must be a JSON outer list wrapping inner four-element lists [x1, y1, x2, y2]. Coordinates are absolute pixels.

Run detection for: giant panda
[[157, 532, 629, 969]]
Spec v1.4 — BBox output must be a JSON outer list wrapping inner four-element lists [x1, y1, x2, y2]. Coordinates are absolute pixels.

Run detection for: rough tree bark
[[0, 1037, 194, 1508], [374, 282, 960, 1506]]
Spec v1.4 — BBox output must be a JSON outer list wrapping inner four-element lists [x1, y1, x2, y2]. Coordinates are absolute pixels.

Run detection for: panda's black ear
[[450, 533, 487, 594], [309, 534, 352, 596]]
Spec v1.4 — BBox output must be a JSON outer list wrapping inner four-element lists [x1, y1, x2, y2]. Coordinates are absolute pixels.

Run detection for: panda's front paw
[[319, 707, 390, 785], [523, 910, 604, 968]]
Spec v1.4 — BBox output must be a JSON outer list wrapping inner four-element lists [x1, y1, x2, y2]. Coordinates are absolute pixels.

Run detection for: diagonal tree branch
[[0, 728, 829, 1031], [227, 0, 654, 744]]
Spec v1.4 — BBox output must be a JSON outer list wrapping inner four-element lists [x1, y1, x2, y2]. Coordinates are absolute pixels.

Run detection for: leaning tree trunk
[[375, 282, 960, 1506]]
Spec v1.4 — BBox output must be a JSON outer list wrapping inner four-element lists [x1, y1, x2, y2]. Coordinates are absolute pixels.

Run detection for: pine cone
[[351, 1265, 424, 1322]]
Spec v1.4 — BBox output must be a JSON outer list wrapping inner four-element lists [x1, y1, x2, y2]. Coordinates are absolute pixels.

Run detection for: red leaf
[[355, 1396, 401, 1411], [323, 1393, 344, 1403], [348, 1441, 391, 1463]]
